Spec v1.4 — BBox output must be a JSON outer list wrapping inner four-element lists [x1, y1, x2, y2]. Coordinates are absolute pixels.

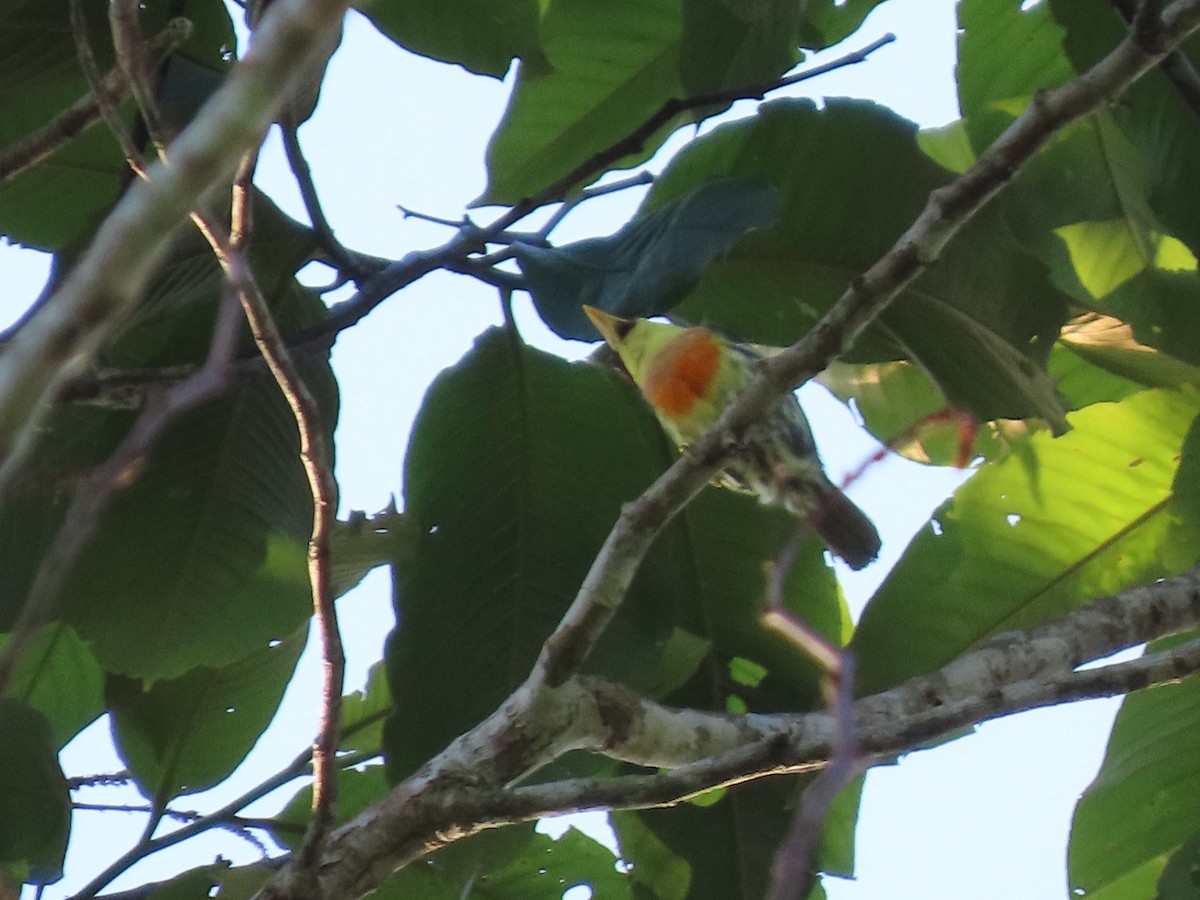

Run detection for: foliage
[[2, 0, 1200, 897]]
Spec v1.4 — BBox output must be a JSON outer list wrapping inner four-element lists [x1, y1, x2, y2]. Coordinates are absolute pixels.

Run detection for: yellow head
[[584, 306, 749, 446]]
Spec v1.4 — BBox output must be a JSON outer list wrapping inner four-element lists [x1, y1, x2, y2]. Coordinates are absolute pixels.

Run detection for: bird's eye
[[613, 319, 634, 340]]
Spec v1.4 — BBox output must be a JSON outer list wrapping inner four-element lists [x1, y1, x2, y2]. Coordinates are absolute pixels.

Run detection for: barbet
[[584, 306, 880, 570]]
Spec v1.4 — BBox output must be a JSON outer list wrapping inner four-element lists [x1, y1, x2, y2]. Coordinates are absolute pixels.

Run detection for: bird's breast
[[641, 328, 721, 420]]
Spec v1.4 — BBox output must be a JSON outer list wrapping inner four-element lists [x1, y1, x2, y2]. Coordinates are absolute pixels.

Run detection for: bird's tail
[[806, 483, 881, 571]]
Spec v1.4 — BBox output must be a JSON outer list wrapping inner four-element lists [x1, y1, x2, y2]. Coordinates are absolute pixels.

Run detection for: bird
[[584, 306, 880, 570]]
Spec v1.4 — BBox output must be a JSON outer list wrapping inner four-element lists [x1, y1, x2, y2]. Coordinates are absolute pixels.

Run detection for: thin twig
[[69, 0, 151, 179], [109, 0, 170, 155], [85, 13, 344, 855], [71, 744, 379, 899], [767, 653, 861, 900], [227, 160, 343, 867], [535, 169, 656, 237], [762, 549, 861, 899], [282, 126, 369, 279]]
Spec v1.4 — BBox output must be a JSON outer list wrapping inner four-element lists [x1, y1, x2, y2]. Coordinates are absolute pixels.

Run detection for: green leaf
[[854, 388, 1200, 695], [614, 779, 796, 900], [1069, 631, 1200, 897], [0, 700, 69, 885], [355, 0, 547, 79], [678, 0, 802, 95], [612, 811, 691, 900], [916, 119, 974, 174], [0, 0, 235, 250], [1101, 269, 1200, 369], [1050, 0, 1200, 257], [109, 626, 306, 800], [799, 0, 890, 49], [144, 862, 273, 900], [1156, 834, 1200, 900], [273, 765, 391, 851], [41, 198, 334, 680], [0, 625, 104, 747], [1055, 314, 1200, 401], [340, 662, 391, 754], [386, 328, 843, 779], [957, 0, 1073, 153], [376, 827, 628, 899], [479, 0, 684, 205], [332, 508, 418, 600], [516, 179, 777, 340], [61, 377, 319, 679], [647, 98, 1070, 429]]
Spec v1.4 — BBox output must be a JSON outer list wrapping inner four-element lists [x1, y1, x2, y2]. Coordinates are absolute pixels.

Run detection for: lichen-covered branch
[[253, 565, 1200, 899]]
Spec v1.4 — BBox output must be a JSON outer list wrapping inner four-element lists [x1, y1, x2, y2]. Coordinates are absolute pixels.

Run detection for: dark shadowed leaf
[[385, 328, 843, 780], [478, 0, 685, 205], [0, 700, 68, 885], [0, 0, 235, 250], [108, 625, 306, 801], [0, 626, 103, 747], [517, 180, 777, 340]]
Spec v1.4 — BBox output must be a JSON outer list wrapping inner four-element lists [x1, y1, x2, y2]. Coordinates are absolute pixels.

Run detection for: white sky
[[5, 1, 1131, 897]]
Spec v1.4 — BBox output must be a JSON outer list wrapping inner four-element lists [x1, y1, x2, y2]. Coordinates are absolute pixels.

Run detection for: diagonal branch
[[0, 0, 350, 493]]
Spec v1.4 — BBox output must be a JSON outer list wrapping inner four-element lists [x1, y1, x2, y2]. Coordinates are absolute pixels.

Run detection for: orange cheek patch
[[642, 328, 721, 418]]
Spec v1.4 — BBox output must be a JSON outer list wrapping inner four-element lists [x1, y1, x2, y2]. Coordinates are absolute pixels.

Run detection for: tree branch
[[0, 0, 350, 493], [248, 2, 1200, 894], [249, 565, 1200, 899]]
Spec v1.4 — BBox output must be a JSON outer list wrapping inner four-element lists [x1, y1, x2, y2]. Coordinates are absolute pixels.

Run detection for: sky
[[3, 1, 1132, 897]]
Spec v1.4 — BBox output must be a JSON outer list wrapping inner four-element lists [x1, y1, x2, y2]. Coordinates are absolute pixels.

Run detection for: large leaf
[[1069, 633, 1200, 897], [1050, 0, 1200, 257], [60, 374, 320, 679], [0, 625, 104, 747], [1070, 417, 1200, 894], [109, 625, 306, 801], [385, 328, 844, 780], [853, 388, 1200, 696], [517, 179, 777, 340], [355, 0, 547, 79], [0, 0, 235, 250], [479, 0, 684, 205], [646, 98, 1070, 429], [0, 700, 69, 886], [16, 198, 334, 680], [957, 0, 1074, 154]]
